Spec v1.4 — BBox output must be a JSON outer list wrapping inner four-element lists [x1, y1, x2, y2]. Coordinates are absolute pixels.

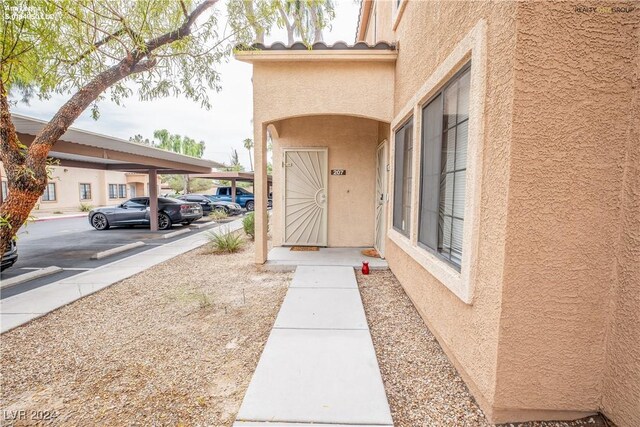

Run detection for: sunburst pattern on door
[[284, 149, 328, 246]]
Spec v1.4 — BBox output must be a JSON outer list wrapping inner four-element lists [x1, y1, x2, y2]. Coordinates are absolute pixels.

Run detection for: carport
[[190, 171, 272, 203], [9, 113, 221, 231]]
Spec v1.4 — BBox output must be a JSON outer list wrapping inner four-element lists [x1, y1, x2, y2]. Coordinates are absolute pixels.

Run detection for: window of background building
[[80, 183, 92, 200], [118, 184, 127, 198], [393, 117, 413, 237], [418, 65, 470, 269], [42, 183, 56, 201], [108, 184, 118, 199]]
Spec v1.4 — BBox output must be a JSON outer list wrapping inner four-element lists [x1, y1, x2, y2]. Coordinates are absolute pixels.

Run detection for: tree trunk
[[244, 0, 265, 43], [311, 5, 323, 43], [248, 148, 254, 170], [0, 80, 48, 257], [278, 5, 295, 46]]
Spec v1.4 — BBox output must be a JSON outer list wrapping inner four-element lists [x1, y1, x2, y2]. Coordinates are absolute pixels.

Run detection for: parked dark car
[[177, 194, 244, 215], [88, 197, 202, 231], [1, 240, 18, 271]]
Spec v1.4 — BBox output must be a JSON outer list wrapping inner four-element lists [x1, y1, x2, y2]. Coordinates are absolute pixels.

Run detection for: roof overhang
[[235, 49, 396, 63], [12, 113, 222, 174], [234, 41, 396, 64]]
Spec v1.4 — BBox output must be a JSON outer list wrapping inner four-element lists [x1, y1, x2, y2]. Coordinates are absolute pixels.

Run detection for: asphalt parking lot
[[0, 216, 222, 298]]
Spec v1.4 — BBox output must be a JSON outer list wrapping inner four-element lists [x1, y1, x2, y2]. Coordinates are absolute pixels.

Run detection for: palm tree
[[243, 138, 254, 170]]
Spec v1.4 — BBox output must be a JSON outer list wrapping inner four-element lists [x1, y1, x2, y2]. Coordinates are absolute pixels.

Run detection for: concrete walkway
[[266, 247, 388, 270], [234, 266, 393, 426], [0, 220, 243, 333]]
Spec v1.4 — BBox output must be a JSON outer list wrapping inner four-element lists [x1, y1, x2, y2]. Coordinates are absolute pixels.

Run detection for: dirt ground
[[357, 269, 610, 427], [1, 240, 291, 427]]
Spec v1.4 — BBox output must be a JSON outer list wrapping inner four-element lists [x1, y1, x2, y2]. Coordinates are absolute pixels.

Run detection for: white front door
[[283, 148, 328, 246], [374, 141, 388, 257], [129, 184, 136, 198]]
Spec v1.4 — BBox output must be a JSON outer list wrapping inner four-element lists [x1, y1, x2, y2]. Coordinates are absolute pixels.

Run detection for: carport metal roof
[[12, 113, 222, 174], [190, 171, 272, 183]]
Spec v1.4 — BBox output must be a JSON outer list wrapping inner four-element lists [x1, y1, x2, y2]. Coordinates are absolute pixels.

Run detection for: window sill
[[388, 228, 471, 304]]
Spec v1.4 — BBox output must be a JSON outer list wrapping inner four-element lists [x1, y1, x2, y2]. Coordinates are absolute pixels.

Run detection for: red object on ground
[[362, 261, 370, 275]]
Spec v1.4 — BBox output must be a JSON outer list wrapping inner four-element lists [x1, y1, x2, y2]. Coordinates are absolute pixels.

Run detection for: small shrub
[[206, 228, 245, 253], [243, 212, 255, 240], [176, 289, 212, 309], [209, 209, 229, 221], [79, 203, 93, 212]]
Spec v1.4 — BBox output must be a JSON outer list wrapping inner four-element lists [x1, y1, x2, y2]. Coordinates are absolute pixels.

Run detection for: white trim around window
[[388, 19, 487, 304]]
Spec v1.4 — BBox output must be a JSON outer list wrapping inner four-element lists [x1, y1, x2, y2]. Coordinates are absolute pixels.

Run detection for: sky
[[12, 0, 361, 170]]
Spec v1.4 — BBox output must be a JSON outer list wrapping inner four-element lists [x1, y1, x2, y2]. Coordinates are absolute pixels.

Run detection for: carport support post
[[149, 169, 159, 231], [231, 179, 237, 203], [254, 123, 268, 264]]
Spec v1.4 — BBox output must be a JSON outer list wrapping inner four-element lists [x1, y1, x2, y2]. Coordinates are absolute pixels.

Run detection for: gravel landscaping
[[1, 240, 291, 426], [357, 269, 609, 427]]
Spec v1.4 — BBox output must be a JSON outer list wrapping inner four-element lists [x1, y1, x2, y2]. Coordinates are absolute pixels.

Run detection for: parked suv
[[88, 197, 202, 230], [208, 187, 272, 211]]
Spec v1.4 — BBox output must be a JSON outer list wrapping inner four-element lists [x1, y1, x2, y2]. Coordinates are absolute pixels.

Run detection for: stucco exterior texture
[[241, 1, 639, 425]]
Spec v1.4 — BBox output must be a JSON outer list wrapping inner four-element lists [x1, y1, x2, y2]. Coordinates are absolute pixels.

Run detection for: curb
[[189, 221, 217, 230], [163, 228, 192, 239], [33, 214, 87, 222], [0, 266, 64, 290], [90, 241, 145, 260]]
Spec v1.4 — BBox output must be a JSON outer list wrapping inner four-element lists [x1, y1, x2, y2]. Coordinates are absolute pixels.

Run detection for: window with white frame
[[418, 64, 471, 270], [42, 183, 56, 201], [80, 183, 92, 200], [393, 117, 413, 237], [108, 184, 118, 199], [118, 184, 127, 198]]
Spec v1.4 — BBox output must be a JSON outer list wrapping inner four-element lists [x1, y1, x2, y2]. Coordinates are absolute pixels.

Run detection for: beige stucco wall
[[271, 115, 381, 247], [252, 61, 394, 124], [40, 166, 105, 209], [601, 88, 640, 426], [495, 2, 639, 424], [381, 1, 518, 420]]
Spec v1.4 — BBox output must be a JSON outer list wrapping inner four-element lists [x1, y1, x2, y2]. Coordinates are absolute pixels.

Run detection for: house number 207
[[331, 169, 346, 176]]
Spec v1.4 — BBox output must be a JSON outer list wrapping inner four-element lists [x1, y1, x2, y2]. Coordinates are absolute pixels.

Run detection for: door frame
[[374, 140, 388, 258], [282, 147, 329, 247]]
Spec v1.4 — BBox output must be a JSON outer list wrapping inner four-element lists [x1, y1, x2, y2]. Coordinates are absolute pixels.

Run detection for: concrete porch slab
[[273, 288, 368, 330], [265, 247, 388, 270], [235, 328, 393, 425], [291, 266, 357, 289]]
